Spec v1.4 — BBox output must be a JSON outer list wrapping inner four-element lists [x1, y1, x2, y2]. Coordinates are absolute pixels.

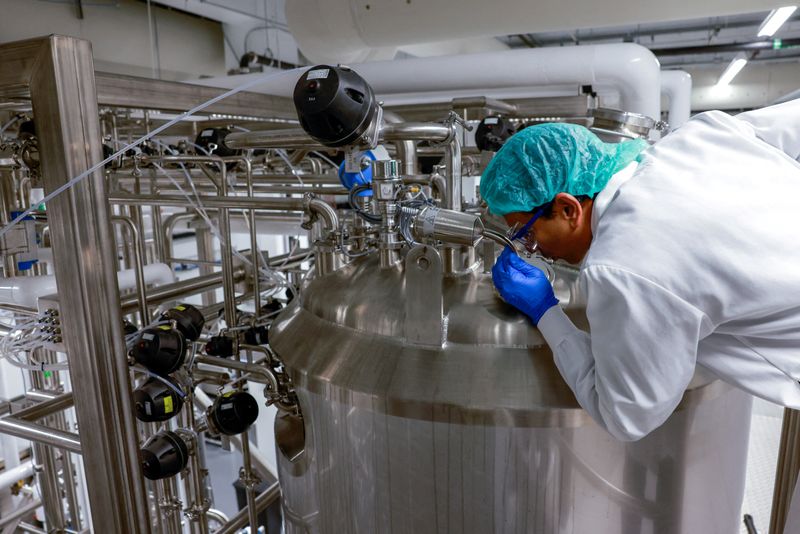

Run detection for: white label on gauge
[[344, 148, 360, 173], [220, 403, 234, 411], [142, 333, 154, 341], [484, 118, 499, 125], [200, 129, 214, 136], [307, 68, 330, 80], [379, 183, 394, 197]]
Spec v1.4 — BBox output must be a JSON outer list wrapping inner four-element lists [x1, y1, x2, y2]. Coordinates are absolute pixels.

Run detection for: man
[[481, 99, 800, 442]]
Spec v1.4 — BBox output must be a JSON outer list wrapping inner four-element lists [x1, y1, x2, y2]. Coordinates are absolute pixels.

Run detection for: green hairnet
[[480, 123, 648, 216]]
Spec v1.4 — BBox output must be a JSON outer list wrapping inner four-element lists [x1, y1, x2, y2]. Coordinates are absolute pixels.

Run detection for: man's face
[[503, 193, 594, 265]]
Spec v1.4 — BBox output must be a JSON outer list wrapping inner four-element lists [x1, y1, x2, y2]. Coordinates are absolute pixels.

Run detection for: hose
[[348, 184, 381, 224]]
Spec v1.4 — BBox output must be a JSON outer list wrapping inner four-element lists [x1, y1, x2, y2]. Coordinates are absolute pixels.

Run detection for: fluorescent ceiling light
[[716, 53, 748, 87], [758, 6, 797, 37]]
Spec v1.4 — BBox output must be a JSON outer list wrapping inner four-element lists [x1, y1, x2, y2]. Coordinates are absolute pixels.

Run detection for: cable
[[0, 69, 291, 240], [348, 183, 381, 224]]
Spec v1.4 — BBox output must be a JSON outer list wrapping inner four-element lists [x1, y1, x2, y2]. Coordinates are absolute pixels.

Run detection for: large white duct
[[660, 70, 693, 129], [194, 44, 661, 118], [285, 0, 780, 64]]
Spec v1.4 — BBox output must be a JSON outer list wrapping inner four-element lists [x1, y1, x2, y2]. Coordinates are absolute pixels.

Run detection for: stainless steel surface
[[112, 216, 149, 323], [225, 121, 452, 150], [382, 111, 418, 177], [404, 245, 444, 346], [1, 35, 151, 532], [215, 482, 281, 534], [590, 107, 656, 141], [118, 267, 246, 314], [481, 228, 515, 249], [0, 417, 81, 453], [770, 408, 800, 534], [0, 498, 42, 529], [269, 254, 753, 533], [225, 128, 327, 150], [94, 71, 295, 120], [411, 206, 484, 246]]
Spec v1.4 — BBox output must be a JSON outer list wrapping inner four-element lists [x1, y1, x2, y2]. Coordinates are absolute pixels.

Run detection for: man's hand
[[491, 247, 559, 324]]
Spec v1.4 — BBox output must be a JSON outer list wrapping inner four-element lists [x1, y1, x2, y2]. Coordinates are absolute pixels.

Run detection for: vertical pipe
[[29, 353, 66, 532], [243, 159, 262, 315], [444, 126, 462, 212], [771, 408, 800, 534], [216, 165, 237, 327], [240, 350, 259, 532], [382, 111, 417, 176], [112, 217, 149, 324], [194, 225, 217, 306], [29, 36, 151, 533], [182, 388, 209, 534]]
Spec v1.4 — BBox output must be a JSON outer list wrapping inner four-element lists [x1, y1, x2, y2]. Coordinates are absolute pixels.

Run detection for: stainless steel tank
[[269, 245, 752, 534]]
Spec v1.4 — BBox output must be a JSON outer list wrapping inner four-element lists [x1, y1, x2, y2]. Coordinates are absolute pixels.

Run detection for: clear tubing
[[0, 70, 289, 239]]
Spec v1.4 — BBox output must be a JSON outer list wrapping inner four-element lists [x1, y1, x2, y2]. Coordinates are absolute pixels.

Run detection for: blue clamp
[[338, 150, 377, 197]]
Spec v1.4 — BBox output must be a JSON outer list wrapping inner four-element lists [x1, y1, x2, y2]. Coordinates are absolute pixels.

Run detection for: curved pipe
[[382, 111, 417, 176], [660, 70, 692, 129], [201, 44, 660, 119], [305, 197, 338, 232], [355, 45, 661, 119]]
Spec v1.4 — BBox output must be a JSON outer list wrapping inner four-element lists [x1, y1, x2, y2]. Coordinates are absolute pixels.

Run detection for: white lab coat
[[537, 98, 800, 441]]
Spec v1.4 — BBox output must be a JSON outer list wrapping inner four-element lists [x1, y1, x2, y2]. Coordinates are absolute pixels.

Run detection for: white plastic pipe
[[193, 44, 661, 119], [0, 263, 176, 309], [285, 0, 770, 64], [660, 70, 692, 129], [0, 460, 35, 490]]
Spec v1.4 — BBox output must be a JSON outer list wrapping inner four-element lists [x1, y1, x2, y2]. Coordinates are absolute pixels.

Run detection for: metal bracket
[[404, 245, 445, 347]]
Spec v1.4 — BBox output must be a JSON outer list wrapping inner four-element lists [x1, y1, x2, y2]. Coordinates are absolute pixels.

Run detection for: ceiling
[[498, 10, 800, 70]]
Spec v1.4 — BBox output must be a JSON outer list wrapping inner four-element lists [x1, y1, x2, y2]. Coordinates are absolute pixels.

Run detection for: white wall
[[222, 0, 301, 69], [0, 0, 226, 81], [688, 61, 800, 111]]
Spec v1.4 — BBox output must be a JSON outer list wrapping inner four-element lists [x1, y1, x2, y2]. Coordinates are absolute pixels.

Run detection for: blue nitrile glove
[[491, 247, 559, 324]]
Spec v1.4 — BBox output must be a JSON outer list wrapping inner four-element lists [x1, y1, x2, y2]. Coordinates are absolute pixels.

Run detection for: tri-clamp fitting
[[372, 159, 403, 268]]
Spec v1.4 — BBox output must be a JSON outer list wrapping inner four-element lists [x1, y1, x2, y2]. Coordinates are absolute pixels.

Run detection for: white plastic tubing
[[198, 43, 662, 119], [0, 263, 175, 309], [660, 70, 693, 128]]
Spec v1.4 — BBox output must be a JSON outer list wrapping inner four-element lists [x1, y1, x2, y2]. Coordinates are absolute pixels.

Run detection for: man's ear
[[553, 193, 583, 227]]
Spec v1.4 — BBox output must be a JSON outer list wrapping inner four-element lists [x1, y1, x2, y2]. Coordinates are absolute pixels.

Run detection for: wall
[[0, 0, 226, 81], [688, 61, 800, 111], [222, 0, 301, 69]]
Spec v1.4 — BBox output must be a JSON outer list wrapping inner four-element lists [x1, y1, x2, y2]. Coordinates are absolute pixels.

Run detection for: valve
[[195, 127, 240, 158], [133, 376, 184, 423], [130, 326, 186, 375], [160, 303, 205, 342], [140, 430, 191, 480], [475, 116, 515, 152], [293, 65, 380, 147], [204, 335, 235, 358], [205, 391, 259, 436]]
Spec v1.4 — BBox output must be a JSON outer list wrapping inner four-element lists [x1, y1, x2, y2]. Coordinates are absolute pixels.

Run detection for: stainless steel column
[[2, 35, 152, 532], [770, 408, 800, 534]]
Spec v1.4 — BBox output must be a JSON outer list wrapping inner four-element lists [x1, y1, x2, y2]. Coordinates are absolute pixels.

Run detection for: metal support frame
[[0, 35, 152, 532]]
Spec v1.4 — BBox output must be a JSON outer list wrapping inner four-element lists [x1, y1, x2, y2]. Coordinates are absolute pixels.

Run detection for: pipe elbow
[[594, 43, 661, 119], [306, 198, 339, 232]]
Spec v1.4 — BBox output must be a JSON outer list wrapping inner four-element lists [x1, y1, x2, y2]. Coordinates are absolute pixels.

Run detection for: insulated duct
[[660, 70, 692, 128], [196, 43, 662, 118]]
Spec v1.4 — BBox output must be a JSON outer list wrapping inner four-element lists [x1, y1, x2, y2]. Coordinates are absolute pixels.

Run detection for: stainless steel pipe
[[215, 482, 281, 534]]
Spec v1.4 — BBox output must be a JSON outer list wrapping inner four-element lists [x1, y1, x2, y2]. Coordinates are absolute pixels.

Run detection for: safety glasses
[[506, 202, 551, 255]]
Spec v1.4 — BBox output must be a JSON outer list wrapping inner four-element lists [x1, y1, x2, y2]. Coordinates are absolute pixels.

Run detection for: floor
[[204, 440, 242, 519], [740, 398, 785, 534]]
